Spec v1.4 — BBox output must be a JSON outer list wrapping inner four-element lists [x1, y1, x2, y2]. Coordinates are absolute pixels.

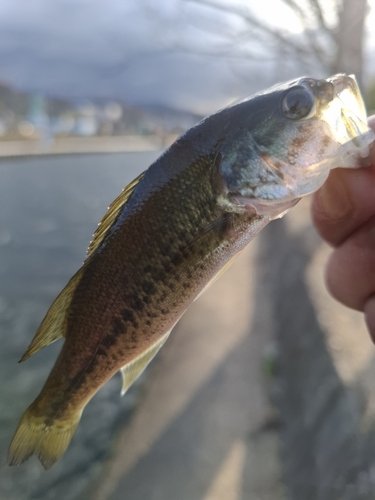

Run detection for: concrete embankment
[[0, 135, 177, 157]]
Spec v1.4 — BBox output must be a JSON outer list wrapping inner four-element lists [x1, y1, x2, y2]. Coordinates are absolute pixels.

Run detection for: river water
[[0, 151, 161, 500]]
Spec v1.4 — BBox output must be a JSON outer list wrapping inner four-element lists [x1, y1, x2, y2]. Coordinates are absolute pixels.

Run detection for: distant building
[[0, 82, 203, 141]]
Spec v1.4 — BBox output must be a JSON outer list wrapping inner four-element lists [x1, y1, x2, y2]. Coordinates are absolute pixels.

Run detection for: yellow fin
[[20, 267, 84, 362], [7, 404, 82, 469], [120, 330, 170, 396], [87, 171, 145, 257]]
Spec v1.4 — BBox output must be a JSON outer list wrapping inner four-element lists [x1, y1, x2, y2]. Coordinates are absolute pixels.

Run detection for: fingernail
[[318, 172, 354, 221]]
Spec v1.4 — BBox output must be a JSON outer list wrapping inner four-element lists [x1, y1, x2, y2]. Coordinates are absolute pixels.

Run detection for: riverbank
[[0, 134, 178, 157]]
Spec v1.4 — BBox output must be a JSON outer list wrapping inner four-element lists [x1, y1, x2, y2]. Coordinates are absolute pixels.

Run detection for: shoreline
[[0, 134, 178, 158]]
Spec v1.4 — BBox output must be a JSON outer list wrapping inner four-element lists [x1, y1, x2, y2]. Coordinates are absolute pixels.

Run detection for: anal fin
[[20, 267, 84, 362], [120, 330, 171, 396]]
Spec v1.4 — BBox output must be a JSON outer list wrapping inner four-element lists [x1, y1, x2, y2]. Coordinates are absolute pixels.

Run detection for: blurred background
[[1, 1, 375, 499]]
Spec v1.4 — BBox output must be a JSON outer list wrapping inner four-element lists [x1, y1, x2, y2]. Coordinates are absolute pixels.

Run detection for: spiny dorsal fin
[[87, 171, 145, 258], [120, 330, 171, 396], [19, 267, 84, 362]]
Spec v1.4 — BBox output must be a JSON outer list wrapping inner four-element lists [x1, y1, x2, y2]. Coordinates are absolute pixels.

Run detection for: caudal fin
[[7, 405, 81, 469]]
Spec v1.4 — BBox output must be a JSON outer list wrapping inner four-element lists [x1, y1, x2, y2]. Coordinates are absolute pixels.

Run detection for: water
[[0, 151, 161, 500]]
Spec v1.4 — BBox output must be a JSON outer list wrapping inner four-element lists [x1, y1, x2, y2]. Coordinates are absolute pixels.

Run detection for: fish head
[[218, 74, 375, 218]]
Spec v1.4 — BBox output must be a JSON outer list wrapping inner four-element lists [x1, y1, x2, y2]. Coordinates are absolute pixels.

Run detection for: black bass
[[8, 74, 374, 469]]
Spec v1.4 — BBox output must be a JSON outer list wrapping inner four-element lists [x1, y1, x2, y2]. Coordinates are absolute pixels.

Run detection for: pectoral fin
[[19, 267, 84, 362], [120, 330, 171, 396]]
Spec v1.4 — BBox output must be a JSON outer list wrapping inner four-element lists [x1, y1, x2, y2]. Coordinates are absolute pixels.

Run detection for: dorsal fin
[[87, 171, 145, 258], [19, 267, 84, 362]]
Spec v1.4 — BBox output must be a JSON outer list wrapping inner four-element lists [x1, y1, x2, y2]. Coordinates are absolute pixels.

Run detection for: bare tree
[[333, 0, 368, 87], [184, 0, 370, 88]]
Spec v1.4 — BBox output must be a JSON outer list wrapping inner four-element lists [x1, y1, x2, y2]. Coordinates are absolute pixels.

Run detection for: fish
[[7, 74, 374, 469]]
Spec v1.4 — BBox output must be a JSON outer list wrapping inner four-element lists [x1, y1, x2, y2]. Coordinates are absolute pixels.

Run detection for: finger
[[325, 215, 375, 311], [311, 116, 375, 247], [312, 166, 375, 246]]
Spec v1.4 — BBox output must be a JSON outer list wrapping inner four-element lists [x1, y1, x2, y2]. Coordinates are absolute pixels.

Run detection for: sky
[[0, 0, 374, 114]]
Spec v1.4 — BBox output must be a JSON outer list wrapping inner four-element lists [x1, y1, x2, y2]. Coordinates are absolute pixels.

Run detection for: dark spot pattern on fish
[[112, 317, 124, 335], [131, 332, 138, 344], [141, 281, 156, 295], [131, 296, 145, 312], [166, 282, 176, 293], [50, 402, 61, 412], [146, 311, 158, 319], [121, 308, 136, 325], [102, 334, 117, 349], [69, 371, 86, 390], [290, 133, 309, 150], [145, 267, 165, 283], [318, 135, 332, 156], [142, 295, 152, 305], [170, 253, 184, 267], [97, 347, 106, 357], [85, 363, 96, 374]]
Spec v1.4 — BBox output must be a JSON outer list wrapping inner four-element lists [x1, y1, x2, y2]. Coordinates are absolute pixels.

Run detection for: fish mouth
[[322, 74, 372, 152]]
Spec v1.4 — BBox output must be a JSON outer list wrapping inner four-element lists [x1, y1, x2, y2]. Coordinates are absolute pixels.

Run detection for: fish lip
[[328, 74, 358, 97], [321, 74, 371, 145]]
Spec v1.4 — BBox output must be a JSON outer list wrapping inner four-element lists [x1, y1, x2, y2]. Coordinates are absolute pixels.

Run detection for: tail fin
[[7, 404, 81, 469]]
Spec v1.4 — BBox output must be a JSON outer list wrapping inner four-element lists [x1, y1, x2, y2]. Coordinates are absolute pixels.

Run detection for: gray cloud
[[0, 0, 297, 113]]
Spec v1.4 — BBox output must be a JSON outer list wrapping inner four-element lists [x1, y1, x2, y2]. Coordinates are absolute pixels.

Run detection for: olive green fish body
[[36, 147, 263, 421], [8, 74, 375, 469]]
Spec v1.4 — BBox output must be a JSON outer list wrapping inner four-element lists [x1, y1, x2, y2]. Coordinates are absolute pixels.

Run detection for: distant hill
[[0, 81, 204, 140]]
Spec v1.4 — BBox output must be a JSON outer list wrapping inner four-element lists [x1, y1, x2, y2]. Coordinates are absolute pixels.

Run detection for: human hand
[[311, 115, 375, 342]]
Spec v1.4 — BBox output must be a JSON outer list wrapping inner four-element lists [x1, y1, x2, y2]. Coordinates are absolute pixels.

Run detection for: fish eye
[[281, 86, 315, 120]]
